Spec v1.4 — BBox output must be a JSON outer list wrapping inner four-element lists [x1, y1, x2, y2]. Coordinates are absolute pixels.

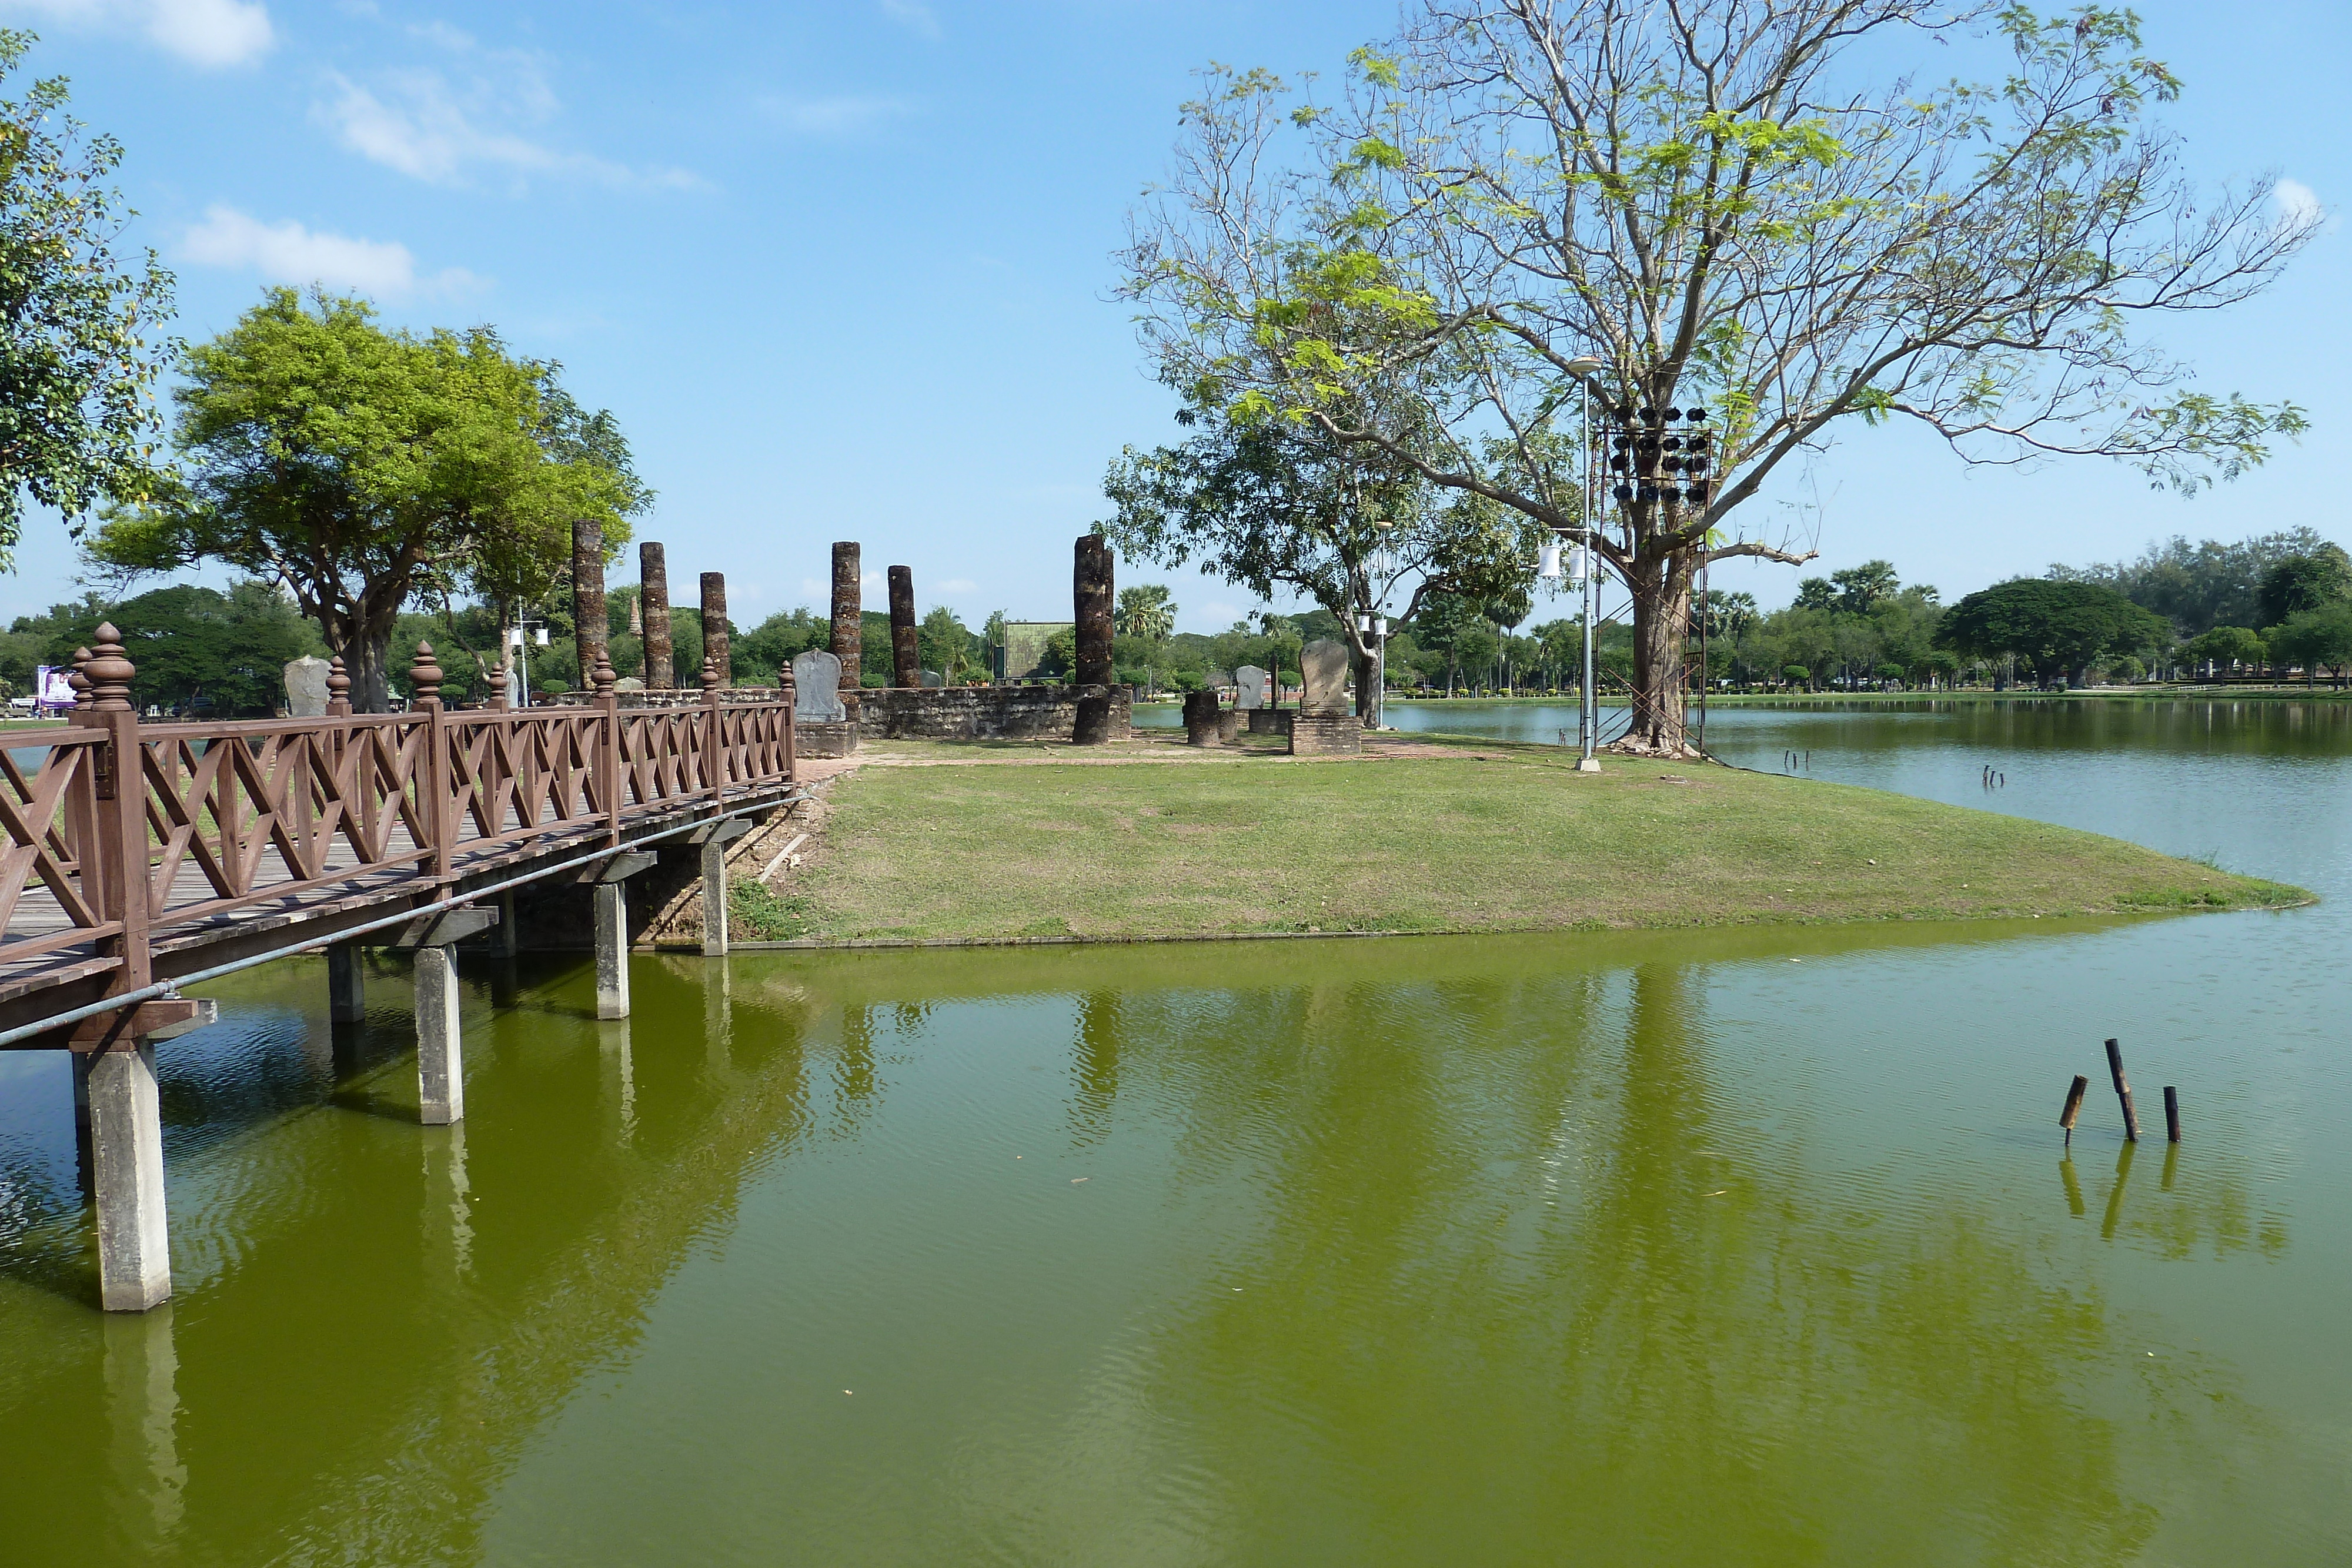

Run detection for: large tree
[[88, 289, 643, 711], [0, 30, 175, 567], [1936, 577, 2168, 686], [1121, 3, 2313, 755], [1101, 415, 1534, 724]]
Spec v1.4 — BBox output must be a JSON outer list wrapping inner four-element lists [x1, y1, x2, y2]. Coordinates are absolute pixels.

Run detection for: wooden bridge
[[3, 626, 800, 1310]]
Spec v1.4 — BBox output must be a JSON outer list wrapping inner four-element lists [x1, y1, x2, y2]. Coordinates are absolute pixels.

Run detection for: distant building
[[996, 621, 1074, 681]]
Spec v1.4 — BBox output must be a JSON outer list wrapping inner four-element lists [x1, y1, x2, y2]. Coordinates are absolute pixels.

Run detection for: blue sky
[[0, 0, 2343, 633]]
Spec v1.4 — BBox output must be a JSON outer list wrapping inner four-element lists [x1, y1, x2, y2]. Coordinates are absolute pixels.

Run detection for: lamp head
[[1562, 356, 1608, 380]]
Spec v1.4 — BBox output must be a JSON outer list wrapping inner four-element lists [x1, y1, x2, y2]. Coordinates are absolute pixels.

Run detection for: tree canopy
[[1937, 578, 2170, 684], [0, 31, 175, 567], [86, 288, 646, 710], [2256, 545, 2352, 628], [2050, 527, 2336, 636], [1120, 2, 2311, 753]]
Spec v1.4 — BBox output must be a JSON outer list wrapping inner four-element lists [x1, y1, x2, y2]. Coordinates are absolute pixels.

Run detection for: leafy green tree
[[736, 607, 828, 684], [2052, 527, 2334, 635], [87, 289, 642, 711], [1112, 584, 1175, 692], [2256, 545, 2352, 628], [1102, 413, 1535, 723], [2182, 625, 2267, 676], [0, 32, 175, 568], [918, 604, 973, 683], [1832, 562, 1900, 616], [1938, 579, 2171, 686], [2266, 603, 2352, 685], [1122, 9, 2311, 754]]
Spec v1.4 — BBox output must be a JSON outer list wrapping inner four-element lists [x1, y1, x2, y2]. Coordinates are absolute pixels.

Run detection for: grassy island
[[736, 732, 2305, 945]]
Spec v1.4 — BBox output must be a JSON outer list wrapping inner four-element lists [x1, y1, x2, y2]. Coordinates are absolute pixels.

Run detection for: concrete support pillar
[[700, 840, 729, 958], [414, 945, 464, 1126], [572, 517, 609, 673], [830, 541, 862, 718], [700, 572, 730, 688], [486, 891, 520, 958], [888, 564, 920, 687], [594, 880, 630, 1019], [88, 1045, 171, 1311], [641, 541, 674, 689], [327, 941, 366, 1022]]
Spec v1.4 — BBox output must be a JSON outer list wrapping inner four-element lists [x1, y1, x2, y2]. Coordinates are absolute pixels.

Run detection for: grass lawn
[[736, 736, 2305, 944]]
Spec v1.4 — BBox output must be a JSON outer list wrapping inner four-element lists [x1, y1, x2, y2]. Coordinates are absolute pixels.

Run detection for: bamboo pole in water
[[2164, 1085, 2181, 1143], [2059, 1074, 2090, 1146], [2105, 1038, 2141, 1142]]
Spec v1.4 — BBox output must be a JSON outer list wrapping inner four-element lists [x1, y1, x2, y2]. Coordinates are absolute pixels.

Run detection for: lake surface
[[3, 699, 2348, 1564]]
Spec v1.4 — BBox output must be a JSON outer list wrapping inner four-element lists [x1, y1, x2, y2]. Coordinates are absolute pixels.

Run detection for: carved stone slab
[[792, 650, 846, 721], [1299, 638, 1350, 717], [1236, 664, 1270, 708], [284, 656, 331, 717]]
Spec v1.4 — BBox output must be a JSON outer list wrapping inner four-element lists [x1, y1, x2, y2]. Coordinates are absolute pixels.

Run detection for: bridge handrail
[[0, 633, 796, 997]]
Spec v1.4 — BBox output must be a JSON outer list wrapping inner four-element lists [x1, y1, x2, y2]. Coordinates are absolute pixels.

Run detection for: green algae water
[[2, 700, 2348, 1564]]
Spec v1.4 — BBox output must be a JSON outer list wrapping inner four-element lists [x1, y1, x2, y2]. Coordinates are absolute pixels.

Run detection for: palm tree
[[1115, 584, 1177, 694]]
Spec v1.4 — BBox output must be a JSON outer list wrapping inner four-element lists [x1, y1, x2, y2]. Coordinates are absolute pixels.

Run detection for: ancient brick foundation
[[797, 720, 858, 758], [1288, 714, 1362, 755], [864, 683, 1131, 741]]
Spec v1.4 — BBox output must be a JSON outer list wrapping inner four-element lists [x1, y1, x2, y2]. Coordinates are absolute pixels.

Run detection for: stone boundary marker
[[1289, 637, 1361, 755]]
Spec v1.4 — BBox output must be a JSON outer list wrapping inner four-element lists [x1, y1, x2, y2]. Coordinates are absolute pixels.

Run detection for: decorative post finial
[[484, 660, 508, 710], [408, 640, 444, 707], [326, 656, 351, 716], [69, 647, 92, 710], [84, 624, 135, 713], [593, 650, 617, 697], [700, 656, 720, 693]]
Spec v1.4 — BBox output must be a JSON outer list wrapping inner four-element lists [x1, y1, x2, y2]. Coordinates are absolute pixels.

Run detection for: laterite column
[[888, 565, 920, 687], [572, 517, 609, 674], [830, 541, 861, 718], [641, 541, 674, 688], [1074, 534, 1115, 744], [700, 573, 730, 688]]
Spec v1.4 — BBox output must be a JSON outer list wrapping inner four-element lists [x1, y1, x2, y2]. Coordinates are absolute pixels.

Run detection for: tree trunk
[[1622, 549, 1699, 757], [340, 620, 397, 713]]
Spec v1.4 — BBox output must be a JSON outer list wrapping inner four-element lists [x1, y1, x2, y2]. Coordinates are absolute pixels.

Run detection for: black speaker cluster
[[1602, 403, 1712, 508]]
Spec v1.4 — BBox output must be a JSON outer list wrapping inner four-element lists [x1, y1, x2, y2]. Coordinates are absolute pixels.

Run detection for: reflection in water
[[103, 1304, 184, 1548], [1070, 992, 1119, 1146]]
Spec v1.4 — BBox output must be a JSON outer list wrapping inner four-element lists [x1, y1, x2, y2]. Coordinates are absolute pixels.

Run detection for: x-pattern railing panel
[[0, 691, 793, 990]]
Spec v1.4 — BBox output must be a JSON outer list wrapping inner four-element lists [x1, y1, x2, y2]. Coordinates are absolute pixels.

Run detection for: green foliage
[[2182, 625, 2267, 671], [1938, 579, 2172, 684], [919, 604, 974, 682], [0, 580, 321, 713], [1121, 6, 2313, 737], [1114, 583, 1177, 643], [1101, 412, 1534, 663], [0, 32, 175, 568], [737, 607, 828, 684], [2264, 603, 2352, 681], [2052, 528, 2337, 636], [86, 287, 646, 711], [2256, 546, 2352, 628]]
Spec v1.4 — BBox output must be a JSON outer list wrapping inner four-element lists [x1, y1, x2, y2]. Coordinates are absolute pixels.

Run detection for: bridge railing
[[0, 628, 796, 986]]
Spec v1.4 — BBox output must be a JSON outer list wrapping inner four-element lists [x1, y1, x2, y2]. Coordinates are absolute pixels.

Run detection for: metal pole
[[1581, 382, 1598, 765]]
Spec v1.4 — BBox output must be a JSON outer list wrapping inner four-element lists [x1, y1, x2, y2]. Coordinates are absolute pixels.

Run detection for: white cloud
[[319, 62, 700, 190], [757, 93, 910, 137], [11, 0, 273, 66], [2274, 177, 2327, 230], [180, 205, 482, 298], [878, 0, 940, 41]]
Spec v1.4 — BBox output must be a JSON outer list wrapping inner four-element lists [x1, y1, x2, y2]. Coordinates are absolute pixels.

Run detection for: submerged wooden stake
[[2163, 1085, 2181, 1144], [2105, 1038, 2141, 1142], [2059, 1074, 2090, 1146]]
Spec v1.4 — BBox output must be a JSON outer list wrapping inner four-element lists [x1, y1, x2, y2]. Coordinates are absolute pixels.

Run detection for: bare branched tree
[[1119, 1, 2315, 754]]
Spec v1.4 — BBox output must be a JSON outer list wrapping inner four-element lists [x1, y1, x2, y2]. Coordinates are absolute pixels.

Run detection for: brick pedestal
[[1288, 713, 1362, 755]]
